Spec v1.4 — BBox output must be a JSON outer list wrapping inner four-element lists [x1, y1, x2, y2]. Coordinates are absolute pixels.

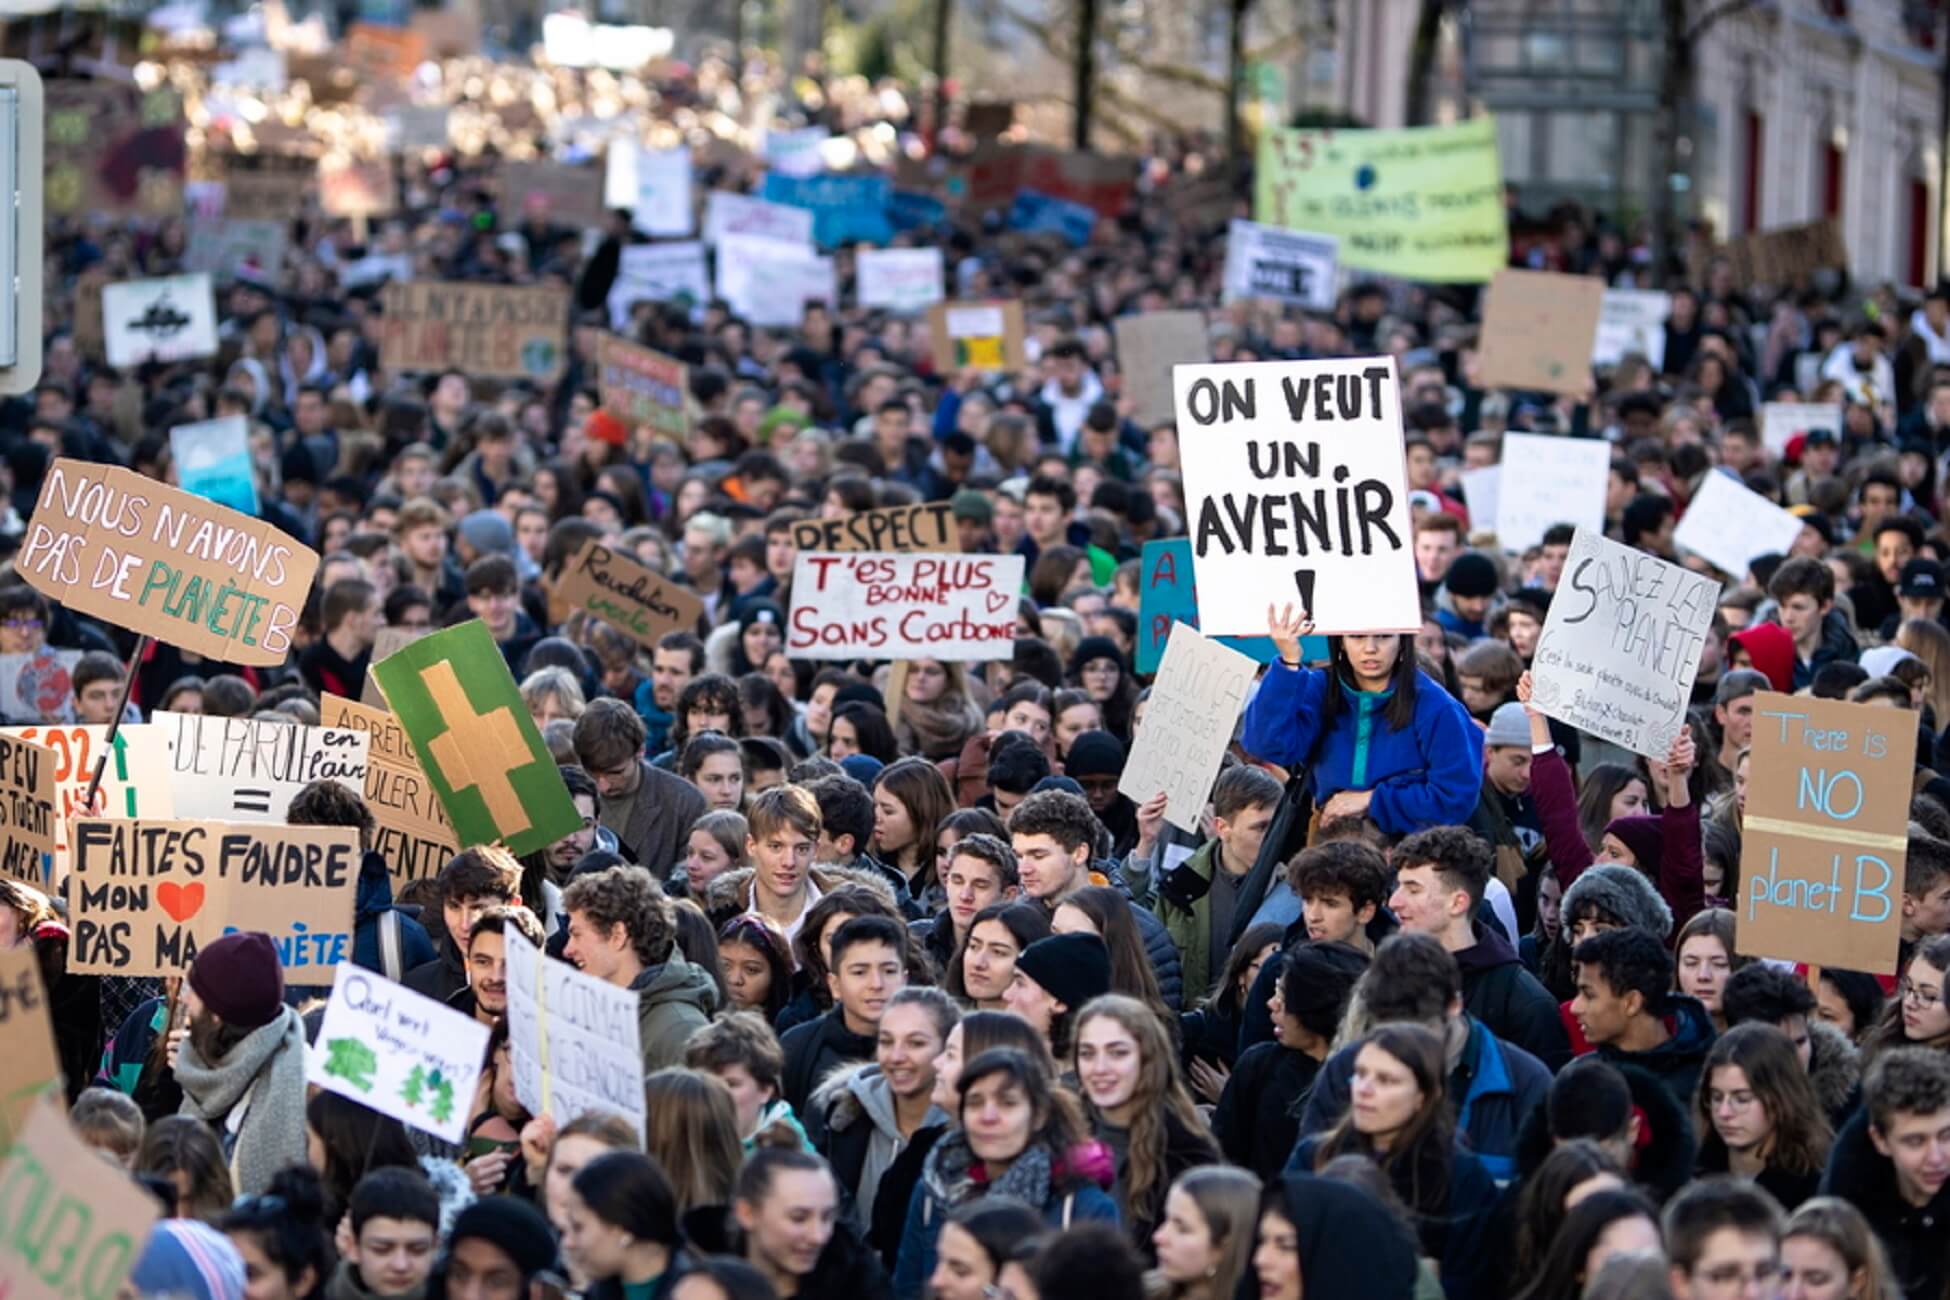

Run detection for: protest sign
[[888, 190, 949, 232], [0, 734, 56, 884], [371, 621, 583, 857], [308, 965, 490, 1143], [154, 712, 370, 822], [1007, 190, 1097, 245], [320, 694, 460, 884], [928, 300, 1027, 374], [67, 818, 361, 979], [380, 282, 568, 383], [1673, 470, 1805, 580], [1530, 528, 1716, 759], [1134, 538, 1324, 675], [788, 553, 1024, 661], [1460, 466, 1499, 532], [1715, 219, 1848, 291], [0, 948, 59, 1153], [496, 161, 606, 229], [1255, 117, 1507, 282], [1479, 270, 1605, 396], [857, 248, 946, 313], [102, 274, 218, 367], [319, 159, 397, 218], [221, 164, 314, 217], [1173, 357, 1418, 636], [1493, 434, 1609, 552], [345, 22, 426, 79], [607, 242, 710, 330], [44, 79, 184, 220], [962, 145, 1138, 219], [362, 625, 430, 707], [790, 502, 958, 555], [763, 125, 830, 177], [184, 218, 288, 283], [170, 414, 258, 518], [1119, 625, 1258, 832], [388, 105, 450, 152], [760, 173, 893, 247], [1220, 220, 1339, 310], [504, 926, 646, 1136], [0, 649, 83, 724], [605, 142, 693, 237], [1115, 313, 1210, 429], [703, 190, 815, 247], [0, 1097, 159, 1299], [18, 459, 319, 668], [598, 336, 690, 438], [1761, 402, 1843, 456], [716, 235, 836, 327], [1593, 289, 1671, 371], [1739, 692, 1916, 974], [557, 541, 707, 653], [0, 724, 171, 889]]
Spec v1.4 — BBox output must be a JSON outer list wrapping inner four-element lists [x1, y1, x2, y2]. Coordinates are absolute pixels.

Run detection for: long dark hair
[[573, 1152, 680, 1251], [1319, 635, 1419, 731], [1512, 1188, 1661, 1300], [947, 901, 1052, 1002], [717, 914, 795, 1021], [304, 1091, 420, 1224], [221, 1166, 333, 1300], [1314, 1024, 1453, 1216], [1863, 933, 1950, 1062], [1697, 1023, 1832, 1177]]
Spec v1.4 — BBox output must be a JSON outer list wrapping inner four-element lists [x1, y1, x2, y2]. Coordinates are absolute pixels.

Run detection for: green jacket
[[1123, 838, 1229, 1011]]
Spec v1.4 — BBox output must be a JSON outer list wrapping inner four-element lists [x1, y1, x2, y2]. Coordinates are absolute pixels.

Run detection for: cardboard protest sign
[[704, 190, 815, 247], [220, 164, 314, 218], [1221, 220, 1339, 310], [371, 621, 583, 858], [320, 694, 461, 884], [607, 243, 710, 330], [0, 948, 60, 1153], [857, 248, 946, 313], [0, 734, 56, 884], [1479, 270, 1605, 396], [170, 414, 258, 518], [1115, 313, 1210, 429], [1119, 625, 1258, 832], [184, 218, 288, 283], [1134, 538, 1325, 675], [597, 335, 689, 438], [154, 712, 369, 822], [557, 541, 707, 653], [928, 300, 1027, 374], [1739, 692, 1916, 974], [788, 553, 1024, 661], [345, 22, 426, 79], [44, 79, 185, 219], [0, 1097, 158, 1297], [308, 965, 490, 1143], [380, 282, 568, 383], [0, 649, 82, 725], [496, 162, 606, 228], [1530, 529, 1716, 758], [504, 926, 646, 1136], [1715, 219, 1848, 291], [319, 159, 397, 218], [790, 502, 958, 555], [1673, 471, 1804, 580], [760, 173, 893, 247], [18, 459, 319, 668], [606, 142, 693, 237], [102, 274, 218, 367], [1593, 289, 1671, 371], [362, 625, 430, 708], [67, 818, 361, 978], [1007, 190, 1096, 245], [1761, 403, 1843, 456], [1173, 357, 1418, 636], [716, 235, 836, 328], [0, 724, 171, 889], [1493, 433, 1609, 552]]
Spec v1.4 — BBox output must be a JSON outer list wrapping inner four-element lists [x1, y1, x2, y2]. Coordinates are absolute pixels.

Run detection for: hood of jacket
[[355, 850, 398, 919], [1807, 1020, 1861, 1118], [1264, 1174, 1418, 1300], [1728, 621, 1795, 694], [1454, 919, 1523, 976], [630, 957, 718, 1018], [814, 1062, 947, 1140]]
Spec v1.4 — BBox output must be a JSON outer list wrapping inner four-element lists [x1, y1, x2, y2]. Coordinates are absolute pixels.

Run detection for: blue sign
[[1007, 189, 1096, 247], [170, 416, 260, 519], [888, 190, 948, 232], [760, 173, 893, 248], [1136, 538, 1325, 674]]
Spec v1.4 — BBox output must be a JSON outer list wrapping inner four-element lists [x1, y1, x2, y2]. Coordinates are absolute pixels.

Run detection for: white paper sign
[[787, 552, 1025, 661], [1531, 528, 1715, 759], [857, 248, 945, 312], [763, 126, 830, 178], [504, 927, 646, 1137], [184, 219, 288, 282], [1761, 403, 1843, 456], [307, 965, 491, 1144], [1221, 220, 1338, 310], [1173, 357, 1418, 636], [154, 712, 369, 822], [1493, 433, 1609, 553], [1119, 626, 1258, 832], [607, 242, 710, 329], [102, 274, 219, 367], [704, 191, 814, 248], [607, 142, 694, 237], [1460, 465, 1500, 531], [1673, 470, 1805, 579], [0, 723, 173, 888], [717, 234, 835, 327], [1592, 290, 1670, 371]]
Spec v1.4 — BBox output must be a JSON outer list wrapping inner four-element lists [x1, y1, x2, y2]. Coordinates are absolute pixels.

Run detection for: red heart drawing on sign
[[158, 881, 205, 923], [985, 591, 1009, 613]]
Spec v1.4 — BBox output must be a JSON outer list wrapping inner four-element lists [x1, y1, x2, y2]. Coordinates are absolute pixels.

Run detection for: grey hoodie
[[812, 1063, 949, 1229], [632, 957, 718, 1073]]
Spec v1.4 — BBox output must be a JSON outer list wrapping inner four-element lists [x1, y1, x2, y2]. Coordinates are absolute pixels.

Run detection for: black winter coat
[[1212, 1042, 1319, 1182], [1456, 922, 1570, 1072], [780, 1008, 876, 1119], [1821, 1110, 1950, 1300]]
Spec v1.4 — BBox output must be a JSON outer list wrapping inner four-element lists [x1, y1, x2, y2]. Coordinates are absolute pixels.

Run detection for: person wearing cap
[[1002, 931, 1112, 1060], [428, 1196, 561, 1300], [1891, 557, 1947, 639], [1466, 701, 1545, 902], [173, 932, 310, 1195], [1436, 551, 1500, 640], [1710, 670, 1770, 779]]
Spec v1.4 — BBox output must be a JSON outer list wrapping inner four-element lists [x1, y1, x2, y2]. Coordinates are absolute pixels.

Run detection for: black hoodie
[[1455, 920, 1571, 1071], [1820, 1110, 1950, 1300], [1237, 1175, 1418, 1300]]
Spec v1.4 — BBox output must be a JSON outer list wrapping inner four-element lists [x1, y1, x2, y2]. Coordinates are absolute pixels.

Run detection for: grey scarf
[[177, 1005, 310, 1195]]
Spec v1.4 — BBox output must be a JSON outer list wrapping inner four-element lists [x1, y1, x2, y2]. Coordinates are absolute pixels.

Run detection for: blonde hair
[[642, 1068, 745, 1213], [1785, 1198, 1901, 1300], [520, 666, 587, 723], [1895, 618, 1950, 724], [1151, 1166, 1261, 1300]]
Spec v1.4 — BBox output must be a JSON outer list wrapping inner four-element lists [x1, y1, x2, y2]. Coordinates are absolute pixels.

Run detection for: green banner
[[1254, 117, 1508, 283], [370, 620, 581, 858]]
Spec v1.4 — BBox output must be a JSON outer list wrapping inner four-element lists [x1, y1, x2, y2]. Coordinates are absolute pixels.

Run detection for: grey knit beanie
[[1561, 863, 1674, 941]]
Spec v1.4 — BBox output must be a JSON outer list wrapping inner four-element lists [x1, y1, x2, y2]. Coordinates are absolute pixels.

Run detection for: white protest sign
[[704, 190, 814, 247], [1761, 403, 1842, 456], [154, 712, 369, 822], [184, 219, 288, 282], [717, 234, 835, 328], [1221, 220, 1338, 310], [0, 723, 173, 888], [1173, 357, 1418, 636], [102, 274, 219, 367], [1673, 470, 1804, 579], [0, 650, 82, 724], [1460, 465, 1499, 532], [764, 125, 830, 177], [1530, 528, 1716, 759], [504, 926, 646, 1137], [787, 552, 1024, 661], [606, 142, 694, 237], [607, 242, 710, 330], [307, 964, 490, 1143], [1493, 433, 1609, 552], [1119, 625, 1257, 832], [1592, 289, 1670, 371], [857, 247, 945, 313]]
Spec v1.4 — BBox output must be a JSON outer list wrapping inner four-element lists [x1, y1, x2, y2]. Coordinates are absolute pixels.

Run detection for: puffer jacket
[[700, 863, 905, 932]]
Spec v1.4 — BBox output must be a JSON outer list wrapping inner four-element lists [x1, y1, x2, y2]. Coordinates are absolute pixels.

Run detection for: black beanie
[[1063, 730, 1125, 778], [447, 1197, 559, 1278], [1015, 932, 1111, 1011], [1444, 551, 1499, 598], [988, 734, 1051, 793], [1068, 636, 1126, 677]]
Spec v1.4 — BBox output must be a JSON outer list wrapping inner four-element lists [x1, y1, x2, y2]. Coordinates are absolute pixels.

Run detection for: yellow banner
[[1254, 117, 1508, 283]]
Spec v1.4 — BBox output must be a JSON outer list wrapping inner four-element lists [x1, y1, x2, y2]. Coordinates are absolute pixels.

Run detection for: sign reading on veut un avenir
[[1739, 692, 1917, 975], [321, 694, 460, 885], [308, 965, 491, 1143], [1172, 357, 1418, 636], [557, 540, 707, 653], [1530, 528, 1716, 760], [1119, 624, 1259, 833], [787, 552, 1024, 661]]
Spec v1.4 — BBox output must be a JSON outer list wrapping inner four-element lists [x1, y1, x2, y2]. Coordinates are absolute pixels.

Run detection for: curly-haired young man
[[561, 864, 716, 1072]]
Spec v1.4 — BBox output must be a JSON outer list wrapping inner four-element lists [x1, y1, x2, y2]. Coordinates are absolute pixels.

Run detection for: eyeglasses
[[1900, 979, 1942, 1009], [1, 617, 43, 631]]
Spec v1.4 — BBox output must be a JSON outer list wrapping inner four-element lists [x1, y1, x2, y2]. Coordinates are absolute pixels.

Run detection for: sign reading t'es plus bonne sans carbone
[[787, 552, 1024, 660], [1739, 692, 1917, 975], [1172, 357, 1419, 637]]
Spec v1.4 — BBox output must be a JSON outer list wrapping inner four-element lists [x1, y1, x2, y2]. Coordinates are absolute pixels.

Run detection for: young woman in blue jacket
[[1241, 603, 1483, 835]]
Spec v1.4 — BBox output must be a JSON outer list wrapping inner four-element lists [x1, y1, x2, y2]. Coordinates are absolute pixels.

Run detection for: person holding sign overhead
[[1241, 603, 1481, 835]]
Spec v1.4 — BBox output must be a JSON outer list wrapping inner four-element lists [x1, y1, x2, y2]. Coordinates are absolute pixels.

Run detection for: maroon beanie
[[1603, 815, 1664, 876], [188, 932, 285, 1029]]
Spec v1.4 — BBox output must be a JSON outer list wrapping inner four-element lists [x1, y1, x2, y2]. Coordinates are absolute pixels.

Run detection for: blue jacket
[[351, 852, 436, 978], [891, 1163, 1118, 1299], [1241, 664, 1482, 834]]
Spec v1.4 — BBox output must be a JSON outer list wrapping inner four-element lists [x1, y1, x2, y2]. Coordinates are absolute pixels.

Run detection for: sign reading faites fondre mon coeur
[[17, 459, 319, 667]]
